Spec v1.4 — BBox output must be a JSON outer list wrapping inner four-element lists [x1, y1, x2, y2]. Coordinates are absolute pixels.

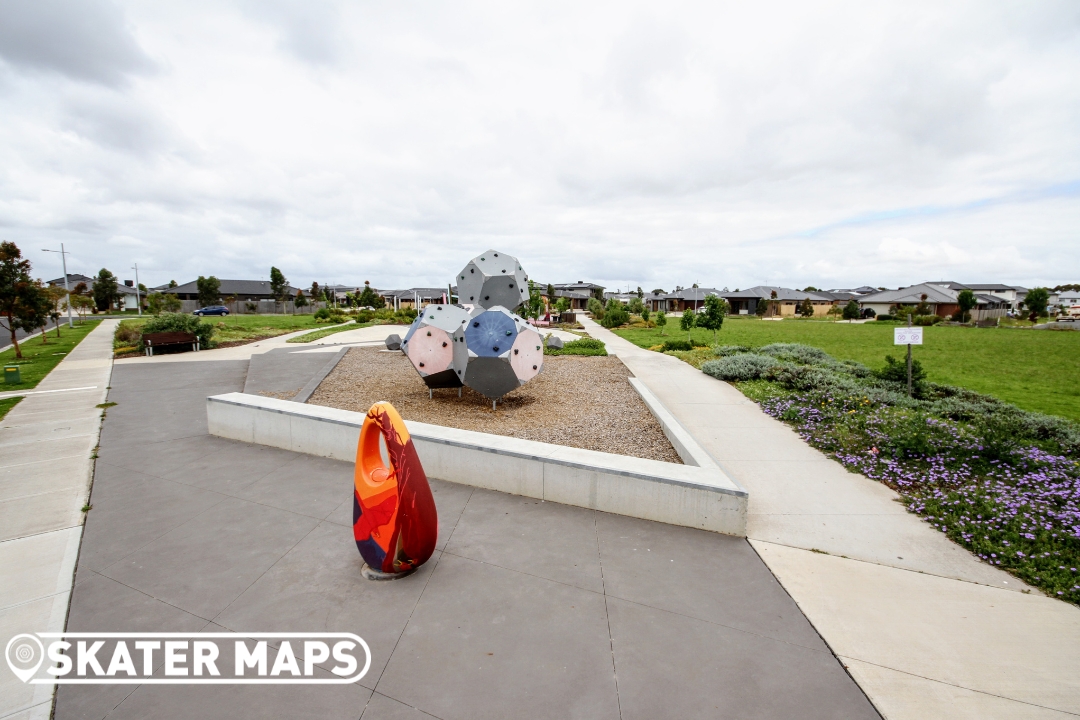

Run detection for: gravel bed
[[308, 347, 682, 463]]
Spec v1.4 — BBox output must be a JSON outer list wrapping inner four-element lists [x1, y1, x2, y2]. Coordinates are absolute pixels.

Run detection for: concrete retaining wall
[[207, 393, 747, 536]]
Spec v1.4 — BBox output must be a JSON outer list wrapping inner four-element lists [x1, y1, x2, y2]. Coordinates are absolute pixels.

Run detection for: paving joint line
[[593, 512, 623, 720]]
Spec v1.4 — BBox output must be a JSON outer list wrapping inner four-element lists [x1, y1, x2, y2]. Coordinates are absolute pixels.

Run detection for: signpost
[[894, 319, 924, 397]]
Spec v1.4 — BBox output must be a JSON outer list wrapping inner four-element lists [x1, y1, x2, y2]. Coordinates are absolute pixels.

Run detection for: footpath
[[0, 320, 118, 720], [581, 317, 1080, 720]]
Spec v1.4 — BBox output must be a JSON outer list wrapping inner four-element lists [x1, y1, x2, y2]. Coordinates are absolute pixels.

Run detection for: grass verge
[[613, 317, 1080, 421], [286, 322, 371, 343], [0, 321, 102, 391], [0, 396, 22, 421], [114, 314, 326, 355]]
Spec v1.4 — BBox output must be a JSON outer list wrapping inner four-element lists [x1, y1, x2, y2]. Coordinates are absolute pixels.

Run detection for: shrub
[[662, 339, 693, 352], [757, 343, 831, 365], [600, 299, 629, 328], [314, 307, 348, 324], [875, 355, 928, 394], [914, 315, 943, 326], [545, 337, 607, 356], [876, 314, 894, 321], [114, 322, 143, 347], [702, 353, 780, 381], [713, 345, 751, 357], [587, 297, 605, 318], [140, 313, 213, 349]]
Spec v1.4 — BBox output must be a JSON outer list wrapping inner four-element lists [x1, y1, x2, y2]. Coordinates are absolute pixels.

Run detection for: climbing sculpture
[[400, 250, 544, 401], [353, 402, 438, 579]]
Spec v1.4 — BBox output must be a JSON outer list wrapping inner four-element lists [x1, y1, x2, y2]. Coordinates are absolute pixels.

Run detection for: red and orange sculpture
[[353, 402, 438, 580]]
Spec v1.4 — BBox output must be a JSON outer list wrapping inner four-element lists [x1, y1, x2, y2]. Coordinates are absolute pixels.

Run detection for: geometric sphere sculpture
[[462, 307, 544, 399], [455, 249, 529, 310], [353, 402, 438, 579], [402, 304, 472, 389]]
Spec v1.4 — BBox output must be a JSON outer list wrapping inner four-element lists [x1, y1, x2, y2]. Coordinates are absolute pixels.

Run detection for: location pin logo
[[5, 634, 44, 683]]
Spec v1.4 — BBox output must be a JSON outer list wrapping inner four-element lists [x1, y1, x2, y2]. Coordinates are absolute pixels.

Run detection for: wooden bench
[[143, 331, 200, 357]]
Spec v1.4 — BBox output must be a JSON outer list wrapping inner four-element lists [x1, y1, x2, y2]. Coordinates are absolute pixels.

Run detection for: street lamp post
[[42, 244, 74, 328], [132, 263, 142, 316]]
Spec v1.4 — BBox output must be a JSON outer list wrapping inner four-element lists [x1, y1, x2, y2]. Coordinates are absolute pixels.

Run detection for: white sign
[[894, 327, 923, 345]]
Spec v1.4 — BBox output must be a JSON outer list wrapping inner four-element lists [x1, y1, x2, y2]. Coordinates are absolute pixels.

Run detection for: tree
[[196, 276, 221, 308], [680, 309, 696, 341], [755, 298, 768, 316], [294, 289, 308, 312], [357, 282, 384, 309], [70, 293, 94, 319], [656, 310, 667, 335], [798, 297, 815, 317], [914, 293, 931, 316], [698, 295, 728, 343], [168, 280, 178, 288], [162, 293, 181, 313], [0, 241, 42, 358], [147, 293, 164, 315], [92, 269, 121, 312], [956, 289, 976, 323], [641, 306, 650, 322], [269, 266, 289, 305], [636, 286, 643, 298], [803, 286, 819, 292], [310, 281, 321, 302], [842, 300, 861, 320], [547, 283, 555, 299], [587, 296, 604, 318], [554, 296, 570, 313], [628, 296, 644, 315], [525, 281, 543, 321], [44, 285, 67, 336], [1024, 288, 1050, 323], [600, 298, 629, 328], [72, 281, 88, 296], [27, 282, 53, 343]]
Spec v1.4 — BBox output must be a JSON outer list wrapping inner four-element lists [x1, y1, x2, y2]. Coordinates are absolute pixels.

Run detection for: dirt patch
[[308, 347, 682, 463]]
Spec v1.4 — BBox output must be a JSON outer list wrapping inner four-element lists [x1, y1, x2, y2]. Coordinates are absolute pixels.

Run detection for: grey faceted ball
[[455, 250, 529, 310]]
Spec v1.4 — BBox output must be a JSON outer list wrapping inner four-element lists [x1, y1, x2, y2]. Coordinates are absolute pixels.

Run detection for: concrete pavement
[[0, 319, 118, 720], [580, 317, 1080, 719]]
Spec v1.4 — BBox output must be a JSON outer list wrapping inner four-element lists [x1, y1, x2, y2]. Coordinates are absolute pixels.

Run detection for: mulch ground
[[308, 347, 682, 463]]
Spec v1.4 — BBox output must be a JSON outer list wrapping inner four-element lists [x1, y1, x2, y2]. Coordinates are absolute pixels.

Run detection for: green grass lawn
[[614, 317, 1080, 421], [0, 321, 102, 391], [0, 396, 22, 421], [115, 314, 325, 353]]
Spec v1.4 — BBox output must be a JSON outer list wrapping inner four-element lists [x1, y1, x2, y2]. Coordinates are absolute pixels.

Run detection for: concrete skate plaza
[[55, 356, 876, 719]]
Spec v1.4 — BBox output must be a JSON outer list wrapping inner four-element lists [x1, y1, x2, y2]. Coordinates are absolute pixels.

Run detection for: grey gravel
[[308, 347, 682, 463]]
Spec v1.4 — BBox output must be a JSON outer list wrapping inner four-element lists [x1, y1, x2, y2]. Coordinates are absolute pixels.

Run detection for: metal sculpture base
[[361, 563, 417, 581]]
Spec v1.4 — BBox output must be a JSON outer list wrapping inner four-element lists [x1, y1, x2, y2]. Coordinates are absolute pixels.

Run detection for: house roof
[[826, 286, 878, 295], [380, 288, 448, 300], [720, 286, 828, 302], [858, 283, 959, 305], [553, 282, 605, 291], [163, 279, 301, 296], [46, 273, 94, 286]]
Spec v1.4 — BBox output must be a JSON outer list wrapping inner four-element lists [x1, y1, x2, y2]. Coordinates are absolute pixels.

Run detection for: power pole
[[42, 244, 74, 328], [132, 263, 142, 316], [907, 314, 913, 397]]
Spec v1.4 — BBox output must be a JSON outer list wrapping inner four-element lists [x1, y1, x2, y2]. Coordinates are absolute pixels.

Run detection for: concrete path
[[0, 319, 118, 720], [580, 317, 1080, 719], [54, 358, 878, 720]]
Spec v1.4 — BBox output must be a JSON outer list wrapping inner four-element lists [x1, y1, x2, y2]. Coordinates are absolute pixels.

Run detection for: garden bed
[[701, 342, 1080, 605], [307, 347, 682, 463]]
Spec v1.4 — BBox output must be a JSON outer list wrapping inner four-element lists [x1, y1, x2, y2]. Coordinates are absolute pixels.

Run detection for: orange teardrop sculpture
[[353, 402, 438, 576]]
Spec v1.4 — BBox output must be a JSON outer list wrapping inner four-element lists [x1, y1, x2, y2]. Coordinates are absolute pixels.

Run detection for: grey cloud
[[239, 0, 345, 66], [0, 0, 155, 86]]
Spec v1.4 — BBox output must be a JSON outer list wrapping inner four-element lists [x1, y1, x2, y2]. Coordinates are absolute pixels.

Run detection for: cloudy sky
[[1, 0, 1078, 292]]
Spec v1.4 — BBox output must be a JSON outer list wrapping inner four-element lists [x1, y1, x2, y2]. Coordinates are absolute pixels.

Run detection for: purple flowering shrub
[[723, 344, 1080, 605]]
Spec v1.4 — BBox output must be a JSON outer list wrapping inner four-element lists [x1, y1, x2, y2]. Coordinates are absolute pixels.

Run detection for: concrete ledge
[[292, 348, 349, 403], [628, 377, 723, 470], [207, 393, 748, 536]]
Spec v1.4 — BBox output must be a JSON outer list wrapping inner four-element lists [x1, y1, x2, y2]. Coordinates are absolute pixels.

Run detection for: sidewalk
[[0, 320, 118, 720], [581, 317, 1080, 719]]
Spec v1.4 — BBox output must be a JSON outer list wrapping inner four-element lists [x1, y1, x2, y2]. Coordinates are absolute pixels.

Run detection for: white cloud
[[1, 0, 1078, 291]]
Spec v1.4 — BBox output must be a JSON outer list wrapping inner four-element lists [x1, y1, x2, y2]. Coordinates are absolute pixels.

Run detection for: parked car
[[193, 305, 229, 316]]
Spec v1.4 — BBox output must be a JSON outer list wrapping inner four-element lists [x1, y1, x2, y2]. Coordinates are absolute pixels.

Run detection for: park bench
[[142, 331, 200, 357]]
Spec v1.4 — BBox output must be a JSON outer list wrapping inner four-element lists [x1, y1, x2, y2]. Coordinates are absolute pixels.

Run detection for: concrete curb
[[207, 392, 748, 536], [293, 347, 350, 403]]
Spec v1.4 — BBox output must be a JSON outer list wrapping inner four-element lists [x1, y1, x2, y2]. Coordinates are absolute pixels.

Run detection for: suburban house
[[720, 286, 834, 317], [543, 282, 604, 310], [163, 279, 301, 302], [47, 273, 140, 310], [646, 287, 723, 313], [380, 288, 449, 309], [858, 282, 1008, 320], [1060, 290, 1080, 307]]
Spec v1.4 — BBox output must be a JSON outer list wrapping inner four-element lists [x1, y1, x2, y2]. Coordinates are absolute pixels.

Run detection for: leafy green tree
[[358, 282, 385, 309], [196, 276, 221, 308], [294, 289, 308, 311], [641, 306, 650, 322], [162, 293, 181, 313], [269, 267, 289, 303], [0, 242, 45, 358], [698, 295, 728, 342], [555, 296, 570, 313], [600, 298, 629, 328], [92, 268, 121, 312], [956, 289, 976, 322], [681, 308, 695, 341], [1024, 288, 1050, 323], [147, 293, 164, 315], [547, 283, 555, 299], [914, 294, 931, 316], [755, 298, 767, 316], [525, 281, 543, 320], [310, 281, 321, 301], [587, 296, 604, 318], [168, 280, 178, 288], [628, 296, 644, 315], [798, 297, 815, 317], [656, 310, 667, 335], [842, 299, 861, 320]]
